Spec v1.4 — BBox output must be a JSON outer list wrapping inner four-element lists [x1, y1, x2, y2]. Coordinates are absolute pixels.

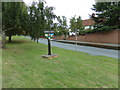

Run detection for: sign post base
[[42, 54, 58, 59]]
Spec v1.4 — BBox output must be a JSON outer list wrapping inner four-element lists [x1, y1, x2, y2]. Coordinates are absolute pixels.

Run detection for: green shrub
[[79, 26, 117, 35]]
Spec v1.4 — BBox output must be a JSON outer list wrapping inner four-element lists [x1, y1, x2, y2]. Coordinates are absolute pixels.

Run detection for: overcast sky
[[23, 0, 95, 24]]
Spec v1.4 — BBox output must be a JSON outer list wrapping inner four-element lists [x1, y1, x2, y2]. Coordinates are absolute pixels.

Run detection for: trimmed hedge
[[79, 26, 118, 35]]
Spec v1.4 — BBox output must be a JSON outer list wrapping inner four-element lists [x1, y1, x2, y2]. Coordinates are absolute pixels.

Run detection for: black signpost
[[44, 31, 54, 55], [48, 38, 51, 55], [42, 30, 58, 59]]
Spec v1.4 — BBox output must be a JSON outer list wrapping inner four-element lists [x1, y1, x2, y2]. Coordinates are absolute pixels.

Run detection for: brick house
[[82, 19, 95, 30], [69, 18, 95, 36]]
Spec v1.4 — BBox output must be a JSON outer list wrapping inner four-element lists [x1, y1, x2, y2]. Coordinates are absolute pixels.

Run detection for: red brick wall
[[53, 30, 120, 44]]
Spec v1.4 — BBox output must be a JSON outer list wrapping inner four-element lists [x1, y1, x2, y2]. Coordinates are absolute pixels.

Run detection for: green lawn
[[2, 36, 118, 88]]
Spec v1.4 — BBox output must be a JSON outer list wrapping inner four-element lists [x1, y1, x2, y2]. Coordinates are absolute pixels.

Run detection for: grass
[[2, 36, 118, 88]]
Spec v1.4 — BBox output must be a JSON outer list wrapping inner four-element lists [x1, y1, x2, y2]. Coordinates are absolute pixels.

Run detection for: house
[[69, 31, 76, 36], [69, 29, 75, 36], [82, 19, 95, 30], [69, 19, 95, 36], [69, 29, 79, 36]]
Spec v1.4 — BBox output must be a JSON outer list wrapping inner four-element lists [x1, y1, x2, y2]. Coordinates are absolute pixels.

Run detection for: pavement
[[38, 38, 119, 59], [52, 39, 120, 50]]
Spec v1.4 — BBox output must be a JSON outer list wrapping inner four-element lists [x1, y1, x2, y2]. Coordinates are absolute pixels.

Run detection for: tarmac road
[[38, 38, 118, 59]]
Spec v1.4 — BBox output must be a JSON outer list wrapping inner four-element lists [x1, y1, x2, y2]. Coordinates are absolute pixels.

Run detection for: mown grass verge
[[2, 36, 118, 88]]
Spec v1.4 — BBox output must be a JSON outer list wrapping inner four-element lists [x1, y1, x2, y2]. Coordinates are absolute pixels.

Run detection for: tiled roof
[[82, 19, 95, 26]]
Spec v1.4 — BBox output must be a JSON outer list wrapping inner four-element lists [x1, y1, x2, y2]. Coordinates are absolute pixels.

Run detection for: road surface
[[37, 38, 118, 59]]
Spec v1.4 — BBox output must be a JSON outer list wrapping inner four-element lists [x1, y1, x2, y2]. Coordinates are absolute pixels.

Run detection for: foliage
[[2, 2, 27, 42], [55, 16, 68, 39], [79, 26, 117, 35], [28, 1, 45, 42], [54, 31, 63, 36], [2, 1, 56, 43], [28, 1, 56, 42], [44, 6, 56, 30], [69, 16, 83, 33], [91, 2, 120, 29], [79, 2, 120, 35]]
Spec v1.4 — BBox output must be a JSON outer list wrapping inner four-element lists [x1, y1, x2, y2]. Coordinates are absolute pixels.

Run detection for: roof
[[82, 19, 95, 26]]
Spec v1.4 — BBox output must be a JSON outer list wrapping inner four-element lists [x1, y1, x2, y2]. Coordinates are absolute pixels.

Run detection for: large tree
[[28, 1, 56, 42], [2, 2, 28, 42], [91, 2, 120, 29], [2, 0, 57, 47], [44, 6, 56, 30], [28, 1, 46, 43], [1, 2, 28, 48]]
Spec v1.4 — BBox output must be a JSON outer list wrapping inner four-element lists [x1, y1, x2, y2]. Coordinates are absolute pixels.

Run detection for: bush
[[54, 31, 63, 36]]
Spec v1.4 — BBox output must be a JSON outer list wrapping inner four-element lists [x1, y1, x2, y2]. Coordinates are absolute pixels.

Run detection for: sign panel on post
[[44, 31, 54, 55]]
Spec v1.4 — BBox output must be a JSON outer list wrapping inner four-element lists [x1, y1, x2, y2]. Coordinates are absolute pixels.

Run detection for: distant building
[[69, 29, 75, 36], [69, 29, 79, 36], [82, 19, 95, 30], [69, 32, 76, 36], [69, 19, 95, 36]]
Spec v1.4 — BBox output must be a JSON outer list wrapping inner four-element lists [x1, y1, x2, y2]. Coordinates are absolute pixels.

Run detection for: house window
[[85, 26, 90, 29], [91, 26, 94, 29], [85, 26, 94, 29]]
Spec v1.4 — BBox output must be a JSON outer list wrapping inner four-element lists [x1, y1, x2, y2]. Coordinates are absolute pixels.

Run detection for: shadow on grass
[[6, 40, 31, 44]]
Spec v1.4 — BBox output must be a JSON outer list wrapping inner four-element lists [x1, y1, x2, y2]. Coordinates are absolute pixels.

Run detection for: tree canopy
[[91, 2, 120, 29], [55, 16, 68, 39], [69, 16, 83, 34], [2, 1, 56, 43], [79, 2, 120, 35], [2, 2, 27, 42]]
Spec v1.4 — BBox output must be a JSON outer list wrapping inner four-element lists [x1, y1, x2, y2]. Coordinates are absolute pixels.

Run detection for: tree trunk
[[31, 37, 33, 40], [1, 31, 6, 48], [33, 38, 35, 41], [64, 34, 67, 40], [37, 38, 39, 43], [8, 35, 12, 42]]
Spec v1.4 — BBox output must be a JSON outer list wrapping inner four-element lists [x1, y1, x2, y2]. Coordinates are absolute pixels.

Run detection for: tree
[[28, 1, 56, 42], [69, 16, 83, 35], [2, 2, 28, 42], [91, 2, 120, 29], [20, 3, 29, 36], [44, 6, 56, 30], [57, 16, 68, 39], [28, 1, 46, 43], [2, 0, 57, 47], [69, 16, 76, 31]]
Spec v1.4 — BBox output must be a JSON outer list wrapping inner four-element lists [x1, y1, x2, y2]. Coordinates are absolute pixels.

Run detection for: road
[[37, 38, 118, 59]]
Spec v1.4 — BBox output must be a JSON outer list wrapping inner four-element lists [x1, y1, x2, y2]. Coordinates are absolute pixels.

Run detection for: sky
[[23, 0, 95, 24]]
